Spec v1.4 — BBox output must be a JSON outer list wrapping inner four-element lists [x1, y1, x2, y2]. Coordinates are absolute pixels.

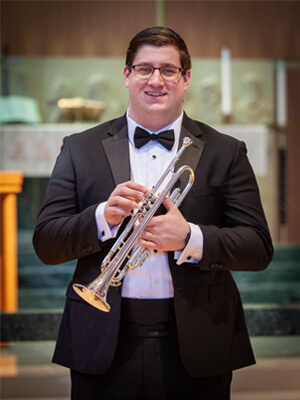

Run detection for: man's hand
[[104, 181, 148, 226], [138, 196, 190, 252]]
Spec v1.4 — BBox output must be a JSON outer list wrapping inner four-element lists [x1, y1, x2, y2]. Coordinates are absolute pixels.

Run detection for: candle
[[221, 47, 232, 116], [276, 60, 287, 127]]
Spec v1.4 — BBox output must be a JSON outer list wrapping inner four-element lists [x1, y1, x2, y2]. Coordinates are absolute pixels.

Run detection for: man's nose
[[148, 69, 164, 85]]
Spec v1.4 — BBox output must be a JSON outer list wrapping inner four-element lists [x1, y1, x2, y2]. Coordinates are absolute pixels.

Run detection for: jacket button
[[209, 262, 223, 269], [83, 244, 94, 253]]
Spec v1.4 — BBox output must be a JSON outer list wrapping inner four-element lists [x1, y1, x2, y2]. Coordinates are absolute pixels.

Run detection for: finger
[[123, 181, 148, 193], [105, 197, 136, 225], [138, 237, 157, 250], [140, 229, 156, 241], [113, 188, 143, 203], [104, 207, 131, 226], [108, 195, 138, 211], [143, 213, 164, 228], [162, 196, 176, 211], [116, 181, 148, 199]]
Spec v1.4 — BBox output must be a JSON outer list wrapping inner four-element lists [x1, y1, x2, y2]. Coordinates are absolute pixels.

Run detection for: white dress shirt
[[95, 112, 203, 298]]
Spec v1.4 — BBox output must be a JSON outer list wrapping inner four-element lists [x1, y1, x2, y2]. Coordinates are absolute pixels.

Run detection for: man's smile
[[145, 91, 167, 97]]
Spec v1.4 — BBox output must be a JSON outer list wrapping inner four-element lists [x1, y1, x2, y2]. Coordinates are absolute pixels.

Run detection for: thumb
[[162, 196, 175, 212]]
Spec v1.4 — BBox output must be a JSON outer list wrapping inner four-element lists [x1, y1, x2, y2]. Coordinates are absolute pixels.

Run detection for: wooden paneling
[[1, 1, 300, 58], [166, 0, 300, 59], [0, 1, 156, 56]]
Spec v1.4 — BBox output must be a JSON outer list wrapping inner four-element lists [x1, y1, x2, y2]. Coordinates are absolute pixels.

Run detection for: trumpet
[[73, 137, 195, 312]]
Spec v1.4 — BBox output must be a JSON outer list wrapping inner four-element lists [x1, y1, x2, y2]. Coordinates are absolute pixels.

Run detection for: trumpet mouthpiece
[[183, 137, 193, 147]]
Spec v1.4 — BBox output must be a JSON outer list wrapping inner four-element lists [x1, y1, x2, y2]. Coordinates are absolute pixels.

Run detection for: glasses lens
[[134, 66, 153, 79], [160, 67, 180, 81]]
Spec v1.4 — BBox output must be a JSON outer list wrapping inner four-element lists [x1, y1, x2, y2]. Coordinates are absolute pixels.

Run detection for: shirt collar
[[126, 110, 183, 148]]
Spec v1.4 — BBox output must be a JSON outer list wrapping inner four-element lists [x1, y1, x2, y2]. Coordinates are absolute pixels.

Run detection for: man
[[33, 27, 273, 399]]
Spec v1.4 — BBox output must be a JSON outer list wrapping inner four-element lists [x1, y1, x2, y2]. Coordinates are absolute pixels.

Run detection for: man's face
[[124, 45, 191, 131]]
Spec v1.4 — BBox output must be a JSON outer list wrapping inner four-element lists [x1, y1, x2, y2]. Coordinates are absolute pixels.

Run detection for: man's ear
[[183, 69, 191, 91], [124, 65, 131, 87]]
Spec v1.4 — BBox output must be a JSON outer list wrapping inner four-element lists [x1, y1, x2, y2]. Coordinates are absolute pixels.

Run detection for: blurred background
[[0, 1, 300, 399]]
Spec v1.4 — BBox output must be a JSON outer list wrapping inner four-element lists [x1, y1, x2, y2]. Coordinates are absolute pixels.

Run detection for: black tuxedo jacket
[[33, 113, 273, 377]]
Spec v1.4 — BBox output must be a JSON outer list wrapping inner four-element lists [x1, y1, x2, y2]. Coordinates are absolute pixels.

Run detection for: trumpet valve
[[138, 195, 156, 214]]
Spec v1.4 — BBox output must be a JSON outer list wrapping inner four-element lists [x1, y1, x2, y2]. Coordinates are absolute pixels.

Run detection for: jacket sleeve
[[198, 140, 273, 272], [33, 137, 102, 265]]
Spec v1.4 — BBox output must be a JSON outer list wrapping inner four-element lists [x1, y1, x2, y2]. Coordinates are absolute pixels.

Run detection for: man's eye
[[138, 67, 153, 74], [162, 68, 176, 76]]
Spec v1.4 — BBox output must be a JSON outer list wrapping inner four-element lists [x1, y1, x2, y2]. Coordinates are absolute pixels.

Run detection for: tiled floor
[[1, 337, 300, 399]]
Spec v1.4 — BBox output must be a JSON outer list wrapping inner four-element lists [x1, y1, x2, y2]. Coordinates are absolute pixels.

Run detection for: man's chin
[[144, 103, 168, 114]]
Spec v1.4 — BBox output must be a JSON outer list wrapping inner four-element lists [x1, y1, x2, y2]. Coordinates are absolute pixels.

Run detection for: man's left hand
[[138, 197, 190, 251]]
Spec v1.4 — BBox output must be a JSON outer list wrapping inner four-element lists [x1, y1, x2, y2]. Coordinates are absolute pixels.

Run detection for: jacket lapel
[[102, 122, 130, 186]]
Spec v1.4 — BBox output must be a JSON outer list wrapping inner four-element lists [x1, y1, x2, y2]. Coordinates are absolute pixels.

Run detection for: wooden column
[[0, 171, 23, 312], [286, 69, 300, 244]]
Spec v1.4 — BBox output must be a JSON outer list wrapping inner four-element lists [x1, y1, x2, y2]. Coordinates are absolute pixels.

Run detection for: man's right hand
[[104, 181, 148, 226]]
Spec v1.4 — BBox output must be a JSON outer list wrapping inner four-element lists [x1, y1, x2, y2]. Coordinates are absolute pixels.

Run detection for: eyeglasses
[[129, 65, 185, 81]]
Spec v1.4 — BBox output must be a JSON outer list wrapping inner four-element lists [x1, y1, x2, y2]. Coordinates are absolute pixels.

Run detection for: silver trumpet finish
[[73, 137, 195, 312]]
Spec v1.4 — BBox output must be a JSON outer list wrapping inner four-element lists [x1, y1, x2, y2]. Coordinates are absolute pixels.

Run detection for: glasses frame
[[129, 64, 185, 82]]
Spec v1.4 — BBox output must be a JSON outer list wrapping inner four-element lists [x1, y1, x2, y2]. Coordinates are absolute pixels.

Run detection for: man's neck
[[127, 110, 183, 133]]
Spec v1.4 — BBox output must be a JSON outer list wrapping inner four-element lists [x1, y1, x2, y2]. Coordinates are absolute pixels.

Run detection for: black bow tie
[[134, 127, 175, 151]]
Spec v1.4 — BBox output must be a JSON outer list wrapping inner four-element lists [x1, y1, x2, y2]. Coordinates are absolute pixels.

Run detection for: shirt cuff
[[95, 202, 122, 241], [175, 223, 203, 265]]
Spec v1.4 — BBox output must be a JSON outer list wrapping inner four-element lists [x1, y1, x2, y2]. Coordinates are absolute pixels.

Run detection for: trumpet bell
[[73, 283, 111, 312]]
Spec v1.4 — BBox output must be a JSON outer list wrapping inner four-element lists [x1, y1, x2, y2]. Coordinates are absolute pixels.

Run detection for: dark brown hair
[[125, 27, 191, 74]]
